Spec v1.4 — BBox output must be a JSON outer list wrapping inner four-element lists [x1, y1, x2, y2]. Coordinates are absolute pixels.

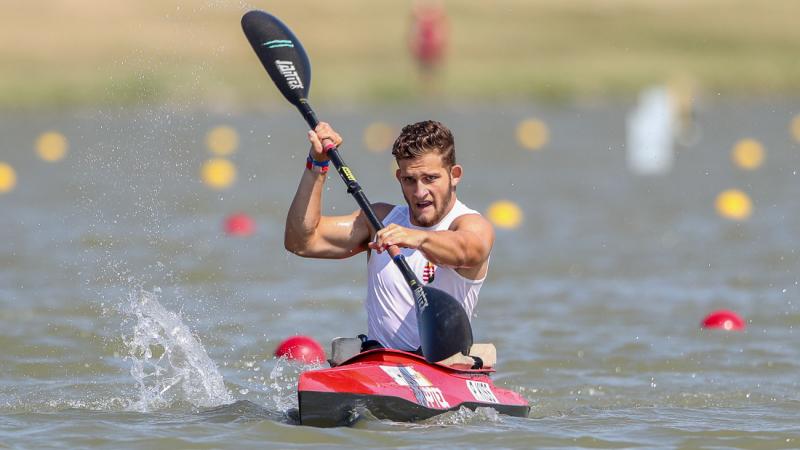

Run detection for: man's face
[[396, 152, 462, 227]]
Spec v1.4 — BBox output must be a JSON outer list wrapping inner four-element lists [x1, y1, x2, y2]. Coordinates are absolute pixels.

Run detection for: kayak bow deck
[[298, 348, 530, 427]]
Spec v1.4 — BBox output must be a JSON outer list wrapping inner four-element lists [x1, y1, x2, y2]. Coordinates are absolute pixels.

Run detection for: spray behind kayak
[[122, 289, 233, 411]]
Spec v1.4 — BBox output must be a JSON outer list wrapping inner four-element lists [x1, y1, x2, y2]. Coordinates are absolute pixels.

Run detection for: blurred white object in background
[[626, 86, 675, 175]]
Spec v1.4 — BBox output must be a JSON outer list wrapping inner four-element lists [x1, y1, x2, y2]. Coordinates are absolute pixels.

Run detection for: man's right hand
[[308, 122, 343, 163]]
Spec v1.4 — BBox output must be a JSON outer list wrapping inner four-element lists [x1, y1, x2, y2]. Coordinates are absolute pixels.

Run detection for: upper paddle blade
[[415, 285, 474, 362], [241, 10, 311, 106]]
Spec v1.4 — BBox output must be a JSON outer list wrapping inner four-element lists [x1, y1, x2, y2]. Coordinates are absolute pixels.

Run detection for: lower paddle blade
[[416, 286, 474, 362]]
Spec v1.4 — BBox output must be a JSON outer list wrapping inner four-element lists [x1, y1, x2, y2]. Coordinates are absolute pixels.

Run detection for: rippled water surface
[[1, 103, 799, 448]]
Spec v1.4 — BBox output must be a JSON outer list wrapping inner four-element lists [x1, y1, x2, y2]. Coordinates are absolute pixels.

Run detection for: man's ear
[[450, 164, 463, 186], [395, 168, 401, 181]]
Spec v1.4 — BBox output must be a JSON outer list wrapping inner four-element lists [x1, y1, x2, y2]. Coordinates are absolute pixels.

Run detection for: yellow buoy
[[35, 131, 68, 162], [790, 115, 800, 144], [206, 126, 239, 156], [715, 189, 752, 221], [487, 200, 523, 229], [0, 162, 17, 193], [363, 122, 396, 153], [201, 158, 236, 190], [516, 118, 549, 151], [731, 138, 764, 170]]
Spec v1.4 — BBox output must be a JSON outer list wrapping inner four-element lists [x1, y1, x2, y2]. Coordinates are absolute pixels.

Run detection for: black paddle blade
[[415, 285, 474, 362], [241, 10, 311, 106]]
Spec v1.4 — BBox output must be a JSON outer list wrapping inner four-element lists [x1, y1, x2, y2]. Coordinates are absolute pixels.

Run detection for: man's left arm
[[370, 214, 495, 278]]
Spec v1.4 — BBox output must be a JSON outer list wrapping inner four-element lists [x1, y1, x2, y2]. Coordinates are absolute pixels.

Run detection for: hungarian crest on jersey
[[422, 261, 436, 283]]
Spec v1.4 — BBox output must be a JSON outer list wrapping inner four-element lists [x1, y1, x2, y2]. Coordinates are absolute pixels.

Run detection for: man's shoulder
[[452, 199, 481, 217], [449, 210, 493, 234]]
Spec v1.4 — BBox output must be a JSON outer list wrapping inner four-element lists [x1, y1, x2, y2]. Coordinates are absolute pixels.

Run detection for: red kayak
[[298, 348, 530, 427]]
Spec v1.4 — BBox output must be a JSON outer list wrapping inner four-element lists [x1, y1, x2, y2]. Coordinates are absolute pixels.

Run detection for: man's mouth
[[416, 200, 433, 211]]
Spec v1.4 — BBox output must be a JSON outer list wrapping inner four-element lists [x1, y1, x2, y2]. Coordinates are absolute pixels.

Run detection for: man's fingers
[[320, 135, 342, 149], [368, 241, 386, 253], [312, 122, 343, 153], [308, 130, 322, 150], [375, 225, 401, 247]]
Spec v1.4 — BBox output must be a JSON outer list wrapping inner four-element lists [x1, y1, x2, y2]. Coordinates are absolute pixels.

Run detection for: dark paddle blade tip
[[241, 10, 311, 106], [416, 286, 474, 362]]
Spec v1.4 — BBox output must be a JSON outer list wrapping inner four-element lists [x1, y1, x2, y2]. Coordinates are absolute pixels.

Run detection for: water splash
[[426, 406, 504, 426], [122, 290, 233, 411], [240, 354, 320, 413], [267, 356, 302, 412]]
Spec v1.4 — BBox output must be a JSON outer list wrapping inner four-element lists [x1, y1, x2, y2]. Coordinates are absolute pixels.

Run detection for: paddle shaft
[[297, 101, 422, 289]]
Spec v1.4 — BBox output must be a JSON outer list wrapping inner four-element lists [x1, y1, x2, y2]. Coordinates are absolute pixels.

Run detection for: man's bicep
[[305, 203, 393, 259], [451, 214, 495, 262], [312, 211, 371, 258]]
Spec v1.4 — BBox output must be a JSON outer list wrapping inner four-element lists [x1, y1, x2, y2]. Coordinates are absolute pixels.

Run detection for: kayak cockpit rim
[[335, 347, 496, 374]]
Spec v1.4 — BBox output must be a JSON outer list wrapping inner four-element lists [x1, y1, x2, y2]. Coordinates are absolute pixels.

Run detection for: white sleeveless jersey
[[365, 199, 487, 350]]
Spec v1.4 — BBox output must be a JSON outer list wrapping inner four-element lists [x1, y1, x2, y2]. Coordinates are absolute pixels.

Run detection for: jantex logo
[[414, 286, 428, 311], [274, 60, 304, 90]]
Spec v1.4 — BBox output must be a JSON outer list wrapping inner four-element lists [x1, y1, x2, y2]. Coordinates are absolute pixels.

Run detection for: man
[[284, 120, 494, 352]]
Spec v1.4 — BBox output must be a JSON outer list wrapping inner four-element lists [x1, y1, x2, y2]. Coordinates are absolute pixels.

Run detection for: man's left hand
[[369, 224, 426, 253]]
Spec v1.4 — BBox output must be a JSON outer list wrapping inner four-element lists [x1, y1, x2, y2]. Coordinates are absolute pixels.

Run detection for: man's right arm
[[284, 168, 372, 258], [283, 122, 391, 259]]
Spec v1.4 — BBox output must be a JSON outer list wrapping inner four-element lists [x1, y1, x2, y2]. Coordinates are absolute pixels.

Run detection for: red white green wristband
[[306, 155, 329, 173]]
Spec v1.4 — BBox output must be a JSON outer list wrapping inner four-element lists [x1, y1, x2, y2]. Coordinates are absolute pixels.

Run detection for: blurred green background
[[2, 0, 799, 110]]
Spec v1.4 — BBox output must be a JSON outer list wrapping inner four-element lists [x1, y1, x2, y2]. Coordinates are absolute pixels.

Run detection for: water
[[1, 102, 799, 448], [123, 289, 233, 411]]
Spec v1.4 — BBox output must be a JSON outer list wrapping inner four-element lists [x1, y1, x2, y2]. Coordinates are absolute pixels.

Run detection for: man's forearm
[[418, 230, 484, 269], [284, 169, 327, 252]]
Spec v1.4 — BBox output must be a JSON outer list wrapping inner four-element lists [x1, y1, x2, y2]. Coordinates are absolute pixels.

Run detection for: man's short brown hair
[[391, 120, 455, 167]]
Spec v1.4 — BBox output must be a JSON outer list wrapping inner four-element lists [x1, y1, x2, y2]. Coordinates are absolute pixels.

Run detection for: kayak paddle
[[241, 10, 473, 363]]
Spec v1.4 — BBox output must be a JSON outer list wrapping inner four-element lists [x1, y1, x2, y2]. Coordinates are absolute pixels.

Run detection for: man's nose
[[413, 181, 429, 198]]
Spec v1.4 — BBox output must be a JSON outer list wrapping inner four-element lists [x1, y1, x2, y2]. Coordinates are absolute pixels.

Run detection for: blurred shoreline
[[2, 0, 800, 111]]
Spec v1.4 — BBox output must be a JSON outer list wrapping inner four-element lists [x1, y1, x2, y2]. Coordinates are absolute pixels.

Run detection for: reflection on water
[[0, 102, 799, 448]]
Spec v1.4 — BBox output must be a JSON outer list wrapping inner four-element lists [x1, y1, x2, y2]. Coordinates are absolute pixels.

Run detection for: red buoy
[[702, 310, 745, 331], [274, 335, 326, 364], [224, 213, 255, 237]]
